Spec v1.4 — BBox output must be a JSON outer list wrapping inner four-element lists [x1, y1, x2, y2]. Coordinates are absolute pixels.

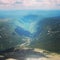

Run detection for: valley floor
[[0, 48, 60, 60]]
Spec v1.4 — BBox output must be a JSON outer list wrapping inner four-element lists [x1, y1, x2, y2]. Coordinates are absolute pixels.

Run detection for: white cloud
[[0, 0, 15, 4], [0, 0, 60, 10]]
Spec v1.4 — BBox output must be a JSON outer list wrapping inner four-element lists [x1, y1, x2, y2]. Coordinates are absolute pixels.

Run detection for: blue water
[[0, 10, 60, 19]]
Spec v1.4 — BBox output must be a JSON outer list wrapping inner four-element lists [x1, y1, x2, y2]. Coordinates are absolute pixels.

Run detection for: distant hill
[[30, 16, 60, 53]]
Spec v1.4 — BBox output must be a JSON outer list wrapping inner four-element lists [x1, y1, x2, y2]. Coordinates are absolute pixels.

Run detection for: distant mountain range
[[0, 10, 60, 52]]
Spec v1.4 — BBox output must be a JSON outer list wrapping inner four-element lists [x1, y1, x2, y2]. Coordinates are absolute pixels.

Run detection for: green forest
[[0, 16, 60, 53]]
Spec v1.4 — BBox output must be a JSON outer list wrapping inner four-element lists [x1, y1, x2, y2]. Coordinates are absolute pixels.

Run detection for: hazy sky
[[0, 0, 60, 10]]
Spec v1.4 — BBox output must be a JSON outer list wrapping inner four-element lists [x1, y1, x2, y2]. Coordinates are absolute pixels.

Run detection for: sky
[[0, 0, 60, 10]]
